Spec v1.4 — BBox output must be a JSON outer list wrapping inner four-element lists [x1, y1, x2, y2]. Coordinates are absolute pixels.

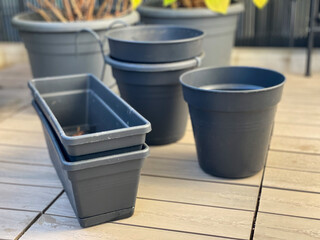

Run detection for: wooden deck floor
[[0, 53, 320, 239]]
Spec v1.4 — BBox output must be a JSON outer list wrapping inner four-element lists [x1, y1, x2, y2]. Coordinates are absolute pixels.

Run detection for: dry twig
[[96, 0, 109, 18], [27, 2, 52, 22], [42, 0, 67, 22], [63, 0, 74, 21], [115, 0, 122, 16], [86, 0, 96, 20], [70, 0, 83, 19]]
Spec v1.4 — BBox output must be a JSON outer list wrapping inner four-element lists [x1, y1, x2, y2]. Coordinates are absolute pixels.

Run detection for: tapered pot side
[[138, 2, 243, 67], [106, 54, 203, 145], [180, 67, 285, 178], [12, 11, 139, 86]]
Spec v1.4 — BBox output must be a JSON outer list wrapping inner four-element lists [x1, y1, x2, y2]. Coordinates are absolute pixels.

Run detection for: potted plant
[[138, 0, 268, 67], [12, 0, 142, 86]]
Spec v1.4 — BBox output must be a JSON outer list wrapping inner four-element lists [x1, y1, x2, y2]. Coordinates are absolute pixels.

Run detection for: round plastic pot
[[180, 66, 285, 178], [12, 11, 139, 86], [106, 25, 204, 63], [106, 54, 203, 145], [137, 2, 243, 67]]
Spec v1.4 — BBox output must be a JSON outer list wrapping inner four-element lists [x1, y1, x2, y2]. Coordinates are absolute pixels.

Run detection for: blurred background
[[1, 0, 319, 47]]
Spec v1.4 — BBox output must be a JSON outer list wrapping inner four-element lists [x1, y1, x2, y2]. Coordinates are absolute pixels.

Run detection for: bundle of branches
[[168, 0, 206, 8], [27, 0, 131, 22]]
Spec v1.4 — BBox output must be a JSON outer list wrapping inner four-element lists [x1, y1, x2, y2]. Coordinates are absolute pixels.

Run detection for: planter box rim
[[12, 11, 139, 33], [138, 2, 244, 19]]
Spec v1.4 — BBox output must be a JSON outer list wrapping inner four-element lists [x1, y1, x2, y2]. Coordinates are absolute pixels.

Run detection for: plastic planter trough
[[28, 74, 151, 159], [106, 53, 203, 145], [33, 101, 149, 227], [106, 25, 204, 63], [180, 66, 285, 178]]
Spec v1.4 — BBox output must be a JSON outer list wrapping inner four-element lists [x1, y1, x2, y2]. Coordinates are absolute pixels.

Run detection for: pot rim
[[137, 2, 244, 19], [12, 11, 139, 33], [180, 66, 286, 94], [106, 52, 204, 72], [106, 25, 205, 45]]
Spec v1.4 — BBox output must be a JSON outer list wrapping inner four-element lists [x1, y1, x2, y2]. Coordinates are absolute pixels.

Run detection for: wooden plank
[[259, 188, 320, 219], [278, 104, 320, 115], [270, 136, 320, 154], [0, 162, 61, 188], [0, 114, 42, 132], [47, 195, 253, 239], [0, 209, 39, 240], [263, 167, 320, 193], [254, 212, 320, 240], [48, 172, 259, 218], [142, 157, 263, 187], [0, 144, 51, 166], [275, 111, 320, 126], [20, 214, 226, 240], [0, 89, 31, 121], [273, 123, 320, 139], [150, 144, 197, 161], [138, 176, 259, 211], [0, 182, 62, 212], [0, 129, 46, 148], [266, 151, 320, 172], [120, 199, 253, 239]]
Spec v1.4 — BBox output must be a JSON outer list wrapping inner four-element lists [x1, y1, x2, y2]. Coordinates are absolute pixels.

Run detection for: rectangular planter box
[[33, 101, 149, 227], [28, 74, 151, 158]]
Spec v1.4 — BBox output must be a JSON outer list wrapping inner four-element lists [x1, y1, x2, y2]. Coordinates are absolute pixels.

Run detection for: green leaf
[[131, 0, 143, 9], [204, 0, 230, 14], [163, 0, 178, 7], [253, 0, 268, 9]]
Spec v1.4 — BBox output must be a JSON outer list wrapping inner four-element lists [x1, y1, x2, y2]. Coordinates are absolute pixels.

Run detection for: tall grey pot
[[106, 54, 203, 145], [138, 2, 243, 67], [12, 11, 139, 86], [33, 101, 149, 227], [180, 67, 285, 178]]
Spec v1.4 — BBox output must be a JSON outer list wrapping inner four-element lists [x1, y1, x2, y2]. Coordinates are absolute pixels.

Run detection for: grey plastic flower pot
[[138, 2, 243, 67], [28, 74, 151, 158], [106, 54, 203, 145], [180, 66, 285, 178], [106, 25, 204, 63], [12, 11, 139, 86], [33, 101, 149, 227]]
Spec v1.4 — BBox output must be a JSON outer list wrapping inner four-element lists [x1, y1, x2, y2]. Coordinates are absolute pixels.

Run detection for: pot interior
[[43, 90, 128, 137], [108, 26, 203, 43], [181, 66, 285, 92]]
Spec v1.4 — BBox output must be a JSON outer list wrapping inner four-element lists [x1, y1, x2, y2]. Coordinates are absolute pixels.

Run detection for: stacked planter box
[[29, 74, 151, 227]]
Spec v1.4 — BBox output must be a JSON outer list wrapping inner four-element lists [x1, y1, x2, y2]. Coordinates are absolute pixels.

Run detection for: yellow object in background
[[253, 0, 269, 9], [204, 0, 230, 14], [163, 0, 178, 7], [131, 0, 143, 9]]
